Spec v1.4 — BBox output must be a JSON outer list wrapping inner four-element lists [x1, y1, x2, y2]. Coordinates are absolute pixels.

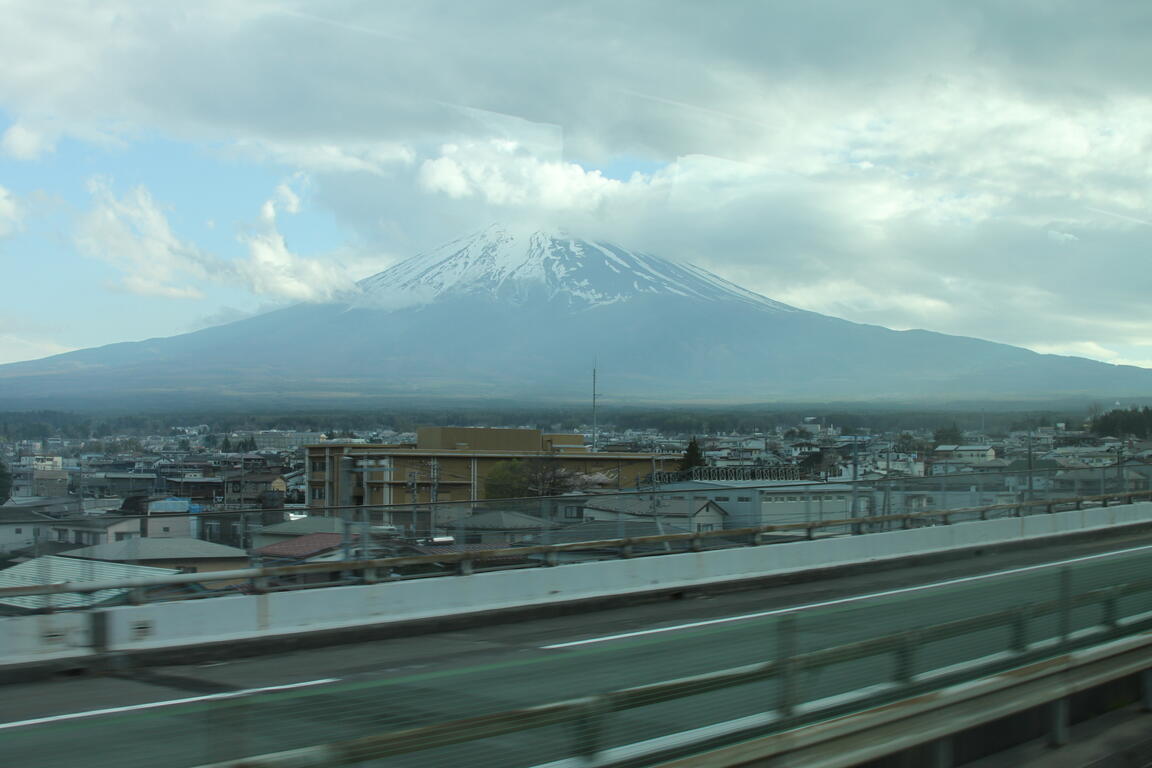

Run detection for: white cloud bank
[[238, 186, 358, 302], [0, 122, 54, 160], [76, 178, 359, 303], [0, 184, 22, 236], [419, 140, 645, 211], [75, 179, 213, 299], [0, 334, 74, 365], [4, 2, 1152, 366]]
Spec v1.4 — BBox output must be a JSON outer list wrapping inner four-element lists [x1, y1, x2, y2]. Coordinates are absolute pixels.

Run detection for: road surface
[[3, 526, 1152, 767]]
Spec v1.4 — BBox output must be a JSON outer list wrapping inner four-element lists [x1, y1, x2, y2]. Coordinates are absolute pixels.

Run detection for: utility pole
[[78, 456, 86, 514], [591, 366, 599, 453], [428, 458, 439, 534], [850, 436, 860, 517], [1117, 443, 1125, 494], [650, 455, 658, 517], [406, 470, 421, 536], [651, 455, 670, 551], [1026, 432, 1034, 502]]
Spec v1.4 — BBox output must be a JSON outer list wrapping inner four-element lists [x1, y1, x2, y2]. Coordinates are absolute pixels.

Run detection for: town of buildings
[[1, 417, 1149, 613]]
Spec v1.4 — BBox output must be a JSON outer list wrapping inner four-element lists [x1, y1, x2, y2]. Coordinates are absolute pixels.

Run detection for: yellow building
[[306, 427, 677, 510]]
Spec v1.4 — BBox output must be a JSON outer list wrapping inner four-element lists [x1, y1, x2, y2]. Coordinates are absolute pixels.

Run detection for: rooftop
[[259, 516, 347, 536], [0, 556, 180, 611], [256, 532, 349, 559], [437, 510, 558, 531], [0, 508, 54, 524], [61, 537, 249, 562]]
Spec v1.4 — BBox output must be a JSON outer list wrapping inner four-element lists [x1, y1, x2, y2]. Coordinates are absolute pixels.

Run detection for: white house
[[0, 507, 53, 556]]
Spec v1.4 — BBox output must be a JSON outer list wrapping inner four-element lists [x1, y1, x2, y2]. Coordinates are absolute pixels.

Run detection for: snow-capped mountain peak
[[353, 225, 796, 313]]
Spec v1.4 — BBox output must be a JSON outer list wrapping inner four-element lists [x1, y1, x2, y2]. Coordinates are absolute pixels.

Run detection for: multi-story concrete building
[[306, 427, 678, 511]]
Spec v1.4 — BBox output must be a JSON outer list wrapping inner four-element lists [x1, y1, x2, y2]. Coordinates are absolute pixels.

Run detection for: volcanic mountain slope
[[2, 225, 1151, 406], [352, 226, 793, 313]]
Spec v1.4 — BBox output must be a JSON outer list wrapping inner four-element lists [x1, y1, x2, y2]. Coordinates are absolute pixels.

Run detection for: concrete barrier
[[0, 612, 90, 662], [6, 501, 1152, 668]]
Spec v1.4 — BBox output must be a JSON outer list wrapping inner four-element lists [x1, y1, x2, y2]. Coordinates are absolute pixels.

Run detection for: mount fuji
[[3, 225, 1151, 407]]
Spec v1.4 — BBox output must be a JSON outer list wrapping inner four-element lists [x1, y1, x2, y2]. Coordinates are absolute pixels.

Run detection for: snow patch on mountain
[[353, 224, 797, 313]]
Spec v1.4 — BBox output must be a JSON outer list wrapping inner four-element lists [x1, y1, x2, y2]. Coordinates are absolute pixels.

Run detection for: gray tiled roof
[[51, 516, 134, 530], [61, 537, 249, 562], [439, 510, 558, 531], [0, 556, 180, 611], [548, 519, 694, 543], [258, 516, 346, 535], [0, 508, 54, 524]]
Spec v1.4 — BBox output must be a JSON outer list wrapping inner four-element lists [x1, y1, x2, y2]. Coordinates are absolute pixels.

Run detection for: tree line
[[1091, 407, 1152, 438], [0, 404, 1090, 442]]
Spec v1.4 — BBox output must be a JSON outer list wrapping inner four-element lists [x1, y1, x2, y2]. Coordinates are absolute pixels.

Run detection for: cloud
[[418, 140, 648, 210], [4, 2, 1152, 363], [275, 179, 302, 215], [76, 178, 359, 303], [1086, 206, 1152, 227], [191, 305, 258, 330], [236, 140, 414, 176], [0, 184, 22, 236], [75, 179, 213, 298], [0, 316, 75, 364], [186, 302, 292, 332], [0, 333, 74, 365], [1031, 341, 1119, 361], [0, 122, 54, 160], [236, 191, 359, 302]]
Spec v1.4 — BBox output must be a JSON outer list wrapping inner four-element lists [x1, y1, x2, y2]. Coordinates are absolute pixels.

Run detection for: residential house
[[0, 507, 54, 557], [933, 445, 996, 461], [129, 497, 197, 538], [44, 514, 144, 549], [163, 476, 223, 505], [221, 470, 288, 509], [86, 472, 160, 498], [1, 496, 83, 518]]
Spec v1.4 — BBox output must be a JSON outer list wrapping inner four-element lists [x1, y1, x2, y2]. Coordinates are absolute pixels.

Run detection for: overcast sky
[[1, 0, 1151, 368]]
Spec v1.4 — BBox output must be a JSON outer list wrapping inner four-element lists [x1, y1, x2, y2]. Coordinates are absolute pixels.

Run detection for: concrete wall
[[0, 612, 91, 662], [5, 502, 1152, 668]]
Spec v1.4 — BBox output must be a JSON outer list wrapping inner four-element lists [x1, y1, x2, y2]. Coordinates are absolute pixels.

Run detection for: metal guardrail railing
[[2, 489, 1150, 607], [187, 546, 1152, 768]]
